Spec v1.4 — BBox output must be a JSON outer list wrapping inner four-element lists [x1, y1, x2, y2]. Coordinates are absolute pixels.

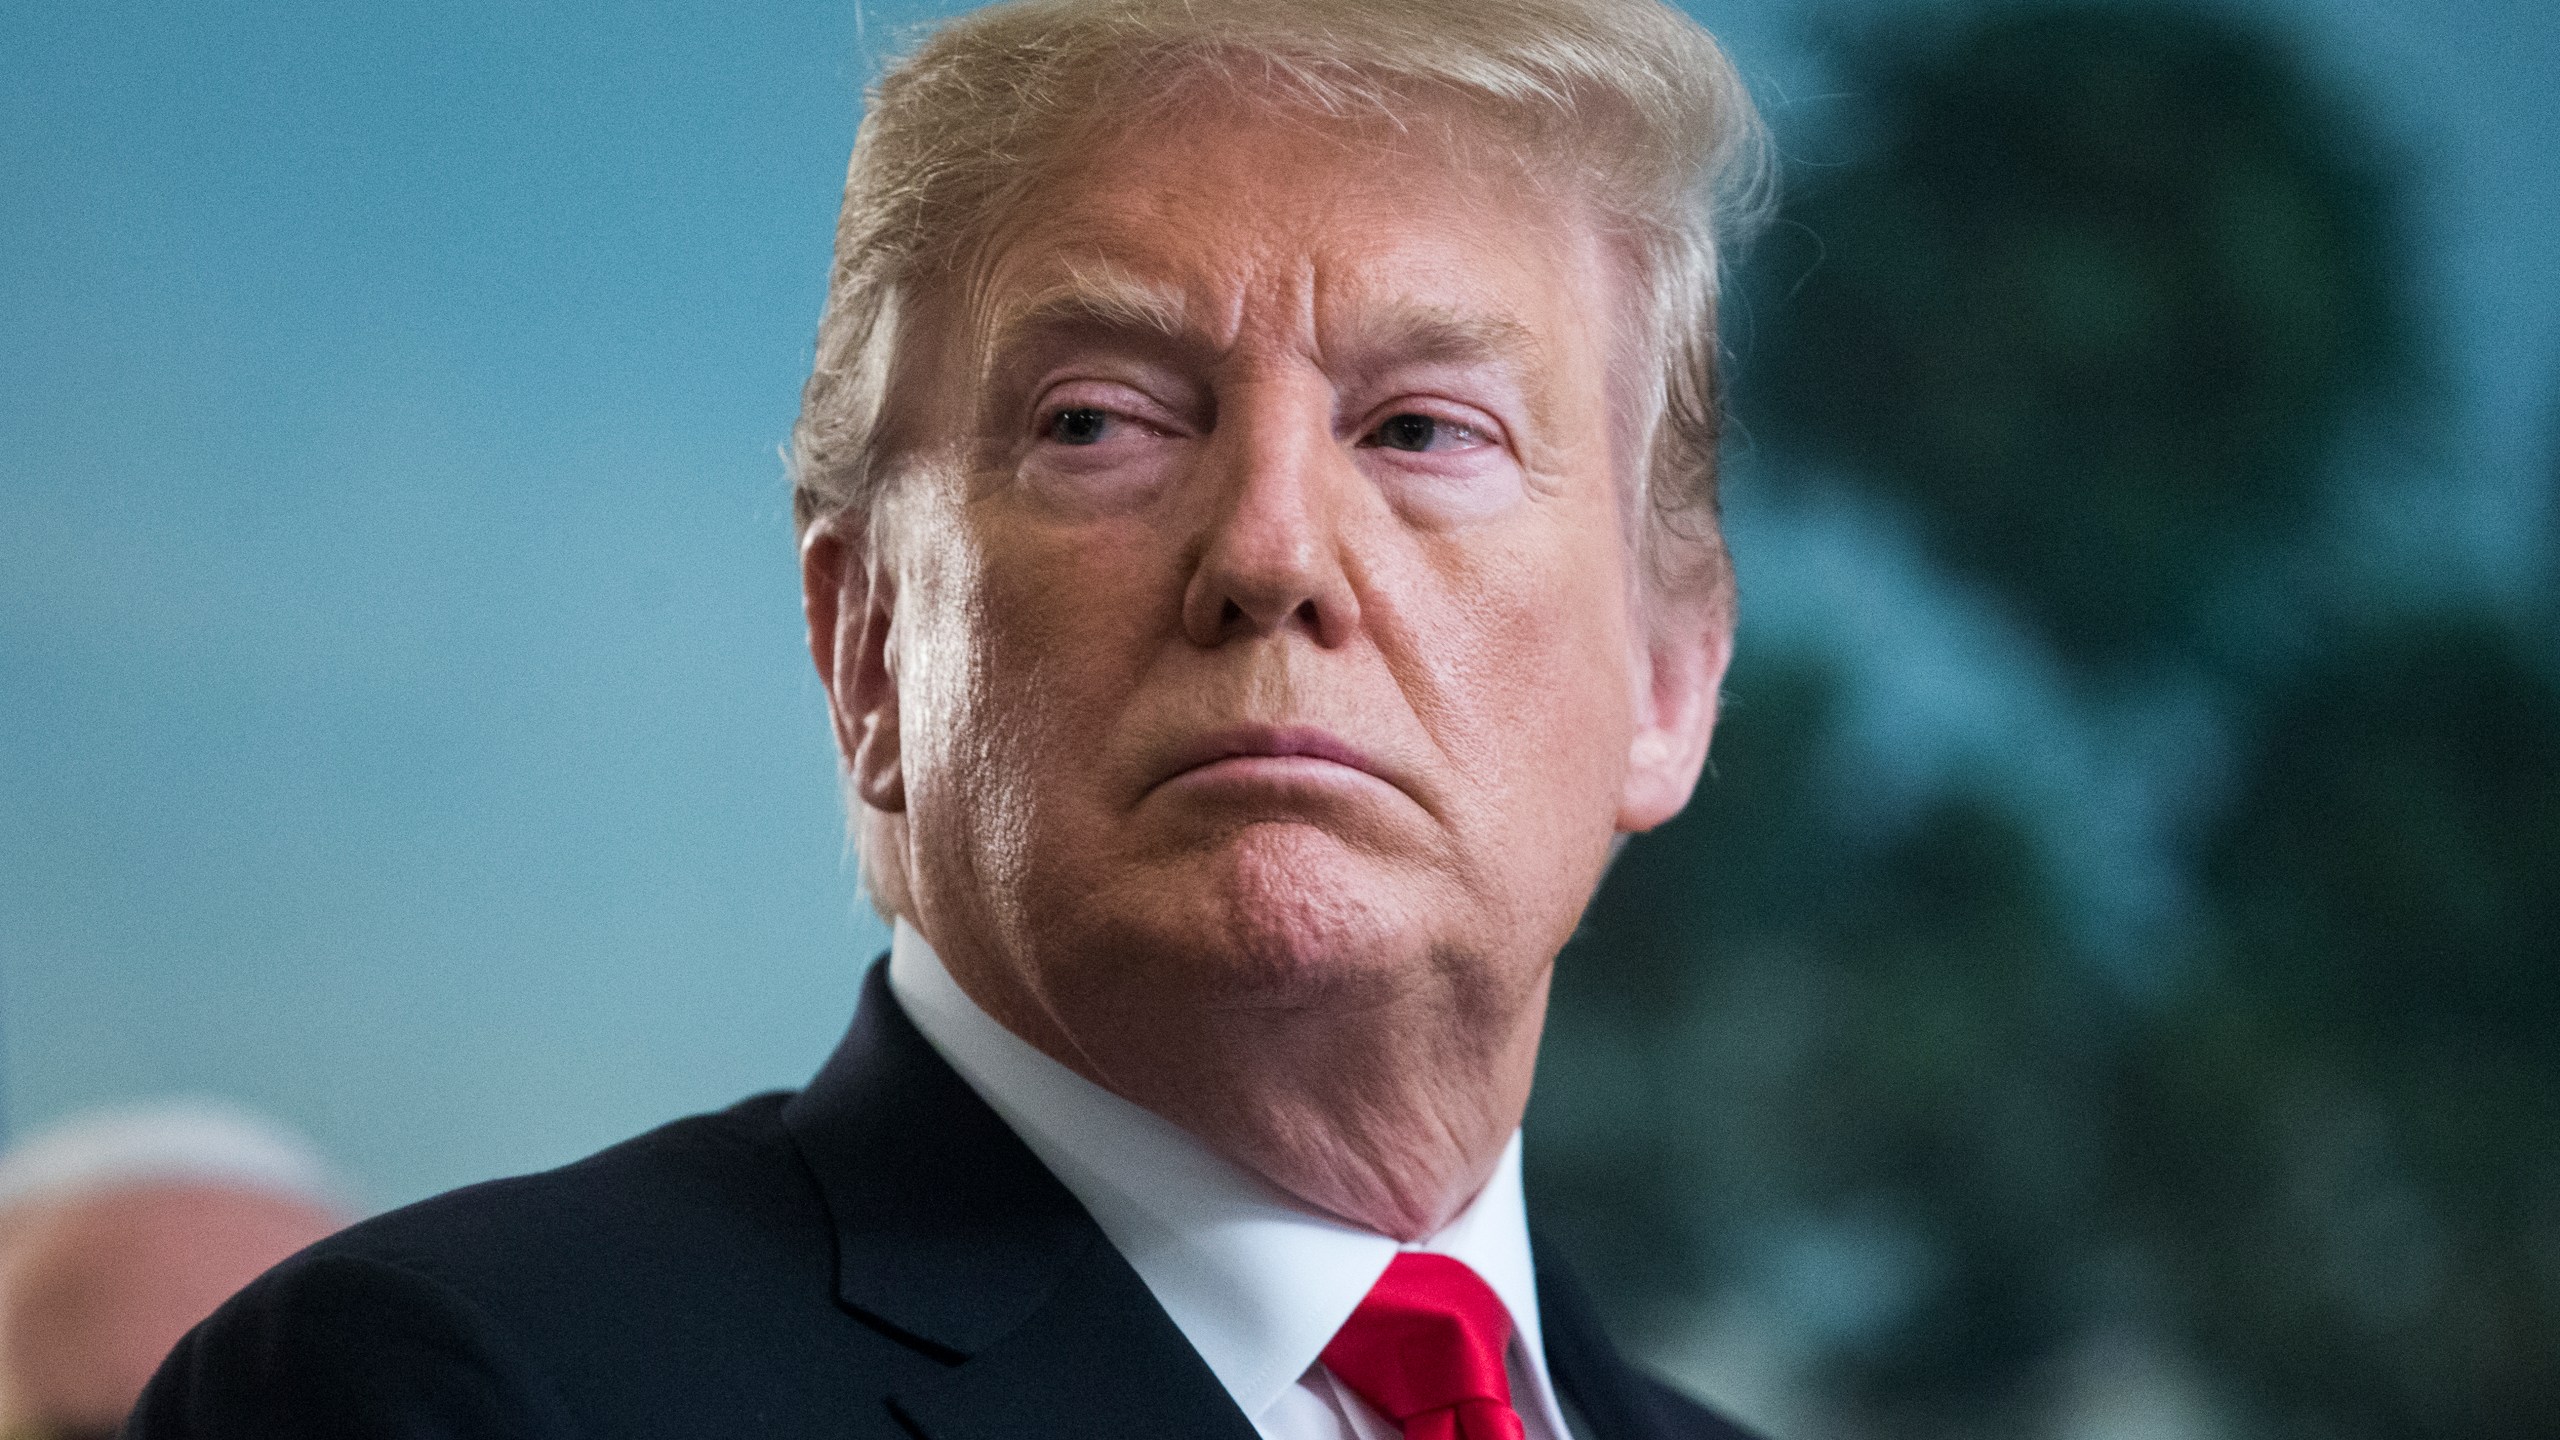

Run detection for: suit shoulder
[[129, 1249, 582, 1439], [318, 1091, 798, 1260], [135, 1091, 930, 1438], [313, 1090, 809, 1285]]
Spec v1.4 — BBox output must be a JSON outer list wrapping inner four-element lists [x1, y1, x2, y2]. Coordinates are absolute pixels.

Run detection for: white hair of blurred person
[[0, 1101, 349, 1440]]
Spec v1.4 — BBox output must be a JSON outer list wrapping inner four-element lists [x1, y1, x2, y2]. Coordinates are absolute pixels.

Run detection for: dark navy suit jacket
[[127, 965, 1759, 1440]]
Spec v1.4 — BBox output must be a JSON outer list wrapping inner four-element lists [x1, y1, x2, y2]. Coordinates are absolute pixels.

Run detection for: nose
[[1179, 381, 1362, 649]]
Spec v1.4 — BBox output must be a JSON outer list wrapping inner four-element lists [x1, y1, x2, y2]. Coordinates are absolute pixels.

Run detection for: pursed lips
[[1152, 724, 1404, 798]]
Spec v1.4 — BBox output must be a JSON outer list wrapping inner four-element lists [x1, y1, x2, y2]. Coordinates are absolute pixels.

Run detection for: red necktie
[[1320, 1252, 1530, 1440]]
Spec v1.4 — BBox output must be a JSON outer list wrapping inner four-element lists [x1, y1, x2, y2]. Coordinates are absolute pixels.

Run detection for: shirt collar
[[885, 920, 1562, 1428]]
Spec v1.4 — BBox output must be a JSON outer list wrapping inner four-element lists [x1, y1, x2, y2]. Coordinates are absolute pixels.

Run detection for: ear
[[1616, 592, 1733, 833], [801, 511, 905, 813]]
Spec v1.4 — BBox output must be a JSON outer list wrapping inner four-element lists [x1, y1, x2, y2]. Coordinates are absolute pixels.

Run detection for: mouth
[[1153, 725, 1398, 796]]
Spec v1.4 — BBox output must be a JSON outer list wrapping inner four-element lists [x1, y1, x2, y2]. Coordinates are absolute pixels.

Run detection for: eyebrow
[[1326, 304, 1549, 382], [985, 266, 1547, 373], [981, 266, 1198, 375]]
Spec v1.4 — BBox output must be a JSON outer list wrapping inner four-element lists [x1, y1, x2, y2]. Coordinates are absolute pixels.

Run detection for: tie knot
[[1321, 1254, 1525, 1440]]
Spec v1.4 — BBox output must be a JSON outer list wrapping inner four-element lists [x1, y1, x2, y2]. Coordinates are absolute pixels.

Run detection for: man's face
[[821, 98, 1718, 1053]]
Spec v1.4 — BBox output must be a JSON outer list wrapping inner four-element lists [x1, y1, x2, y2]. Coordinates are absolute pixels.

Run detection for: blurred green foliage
[[1736, 3, 2412, 664], [1528, 4, 2559, 1437]]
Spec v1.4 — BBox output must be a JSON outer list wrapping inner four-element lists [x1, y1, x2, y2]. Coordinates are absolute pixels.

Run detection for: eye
[[1364, 412, 1488, 454], [1017, 387, 1182, 514], [1046, 406, 1113, 445]]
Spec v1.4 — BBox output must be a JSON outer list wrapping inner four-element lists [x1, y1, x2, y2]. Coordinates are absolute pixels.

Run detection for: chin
[[1088, 821, 1441, 1006]]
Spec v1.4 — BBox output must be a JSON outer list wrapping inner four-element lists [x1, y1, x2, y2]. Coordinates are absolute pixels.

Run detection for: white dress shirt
[[887, 920, 1575, 1440]]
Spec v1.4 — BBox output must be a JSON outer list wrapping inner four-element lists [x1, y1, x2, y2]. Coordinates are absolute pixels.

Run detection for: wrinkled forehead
[[1008, 90, 1605, 293], [936, 91, 1633, 410]]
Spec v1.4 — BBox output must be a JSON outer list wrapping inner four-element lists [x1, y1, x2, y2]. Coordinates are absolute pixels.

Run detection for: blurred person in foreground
[[130, 0, 1766, 1435], [0, 1103, 342, 1440]]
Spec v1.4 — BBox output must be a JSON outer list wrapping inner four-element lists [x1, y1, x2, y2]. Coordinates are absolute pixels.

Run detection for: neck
[[910, 918, 1549, 1242]]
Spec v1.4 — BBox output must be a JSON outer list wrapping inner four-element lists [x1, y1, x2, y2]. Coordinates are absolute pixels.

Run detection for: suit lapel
[[781, 963, 1259, 1440], [1533, 1236, 1760, 1440], [886, 1233, 1259, 1440], [1535, 1239, 1646, 1438]]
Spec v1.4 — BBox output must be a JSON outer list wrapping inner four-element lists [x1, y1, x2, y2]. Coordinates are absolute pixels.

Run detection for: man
[[0, 1103, 344, 1439], [130, 0, 1766, 1435]]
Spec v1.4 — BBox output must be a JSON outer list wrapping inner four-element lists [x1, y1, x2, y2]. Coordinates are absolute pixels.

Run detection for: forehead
[[962, 95, 1621, 372]]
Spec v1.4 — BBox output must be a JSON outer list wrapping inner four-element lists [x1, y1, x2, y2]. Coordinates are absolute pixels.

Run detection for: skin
[[804, 94, 1731, 1241], [0, 1183, 341, 1433]]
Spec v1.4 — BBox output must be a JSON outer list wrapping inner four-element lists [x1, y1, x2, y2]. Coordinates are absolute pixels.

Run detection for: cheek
[[900, 507, 1176, 843], [892, 531, 1020, 888], [1411, 516, 1640, 829]]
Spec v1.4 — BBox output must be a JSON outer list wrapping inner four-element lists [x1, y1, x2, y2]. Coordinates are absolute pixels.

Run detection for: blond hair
[[788, 0, 1768, 602]]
